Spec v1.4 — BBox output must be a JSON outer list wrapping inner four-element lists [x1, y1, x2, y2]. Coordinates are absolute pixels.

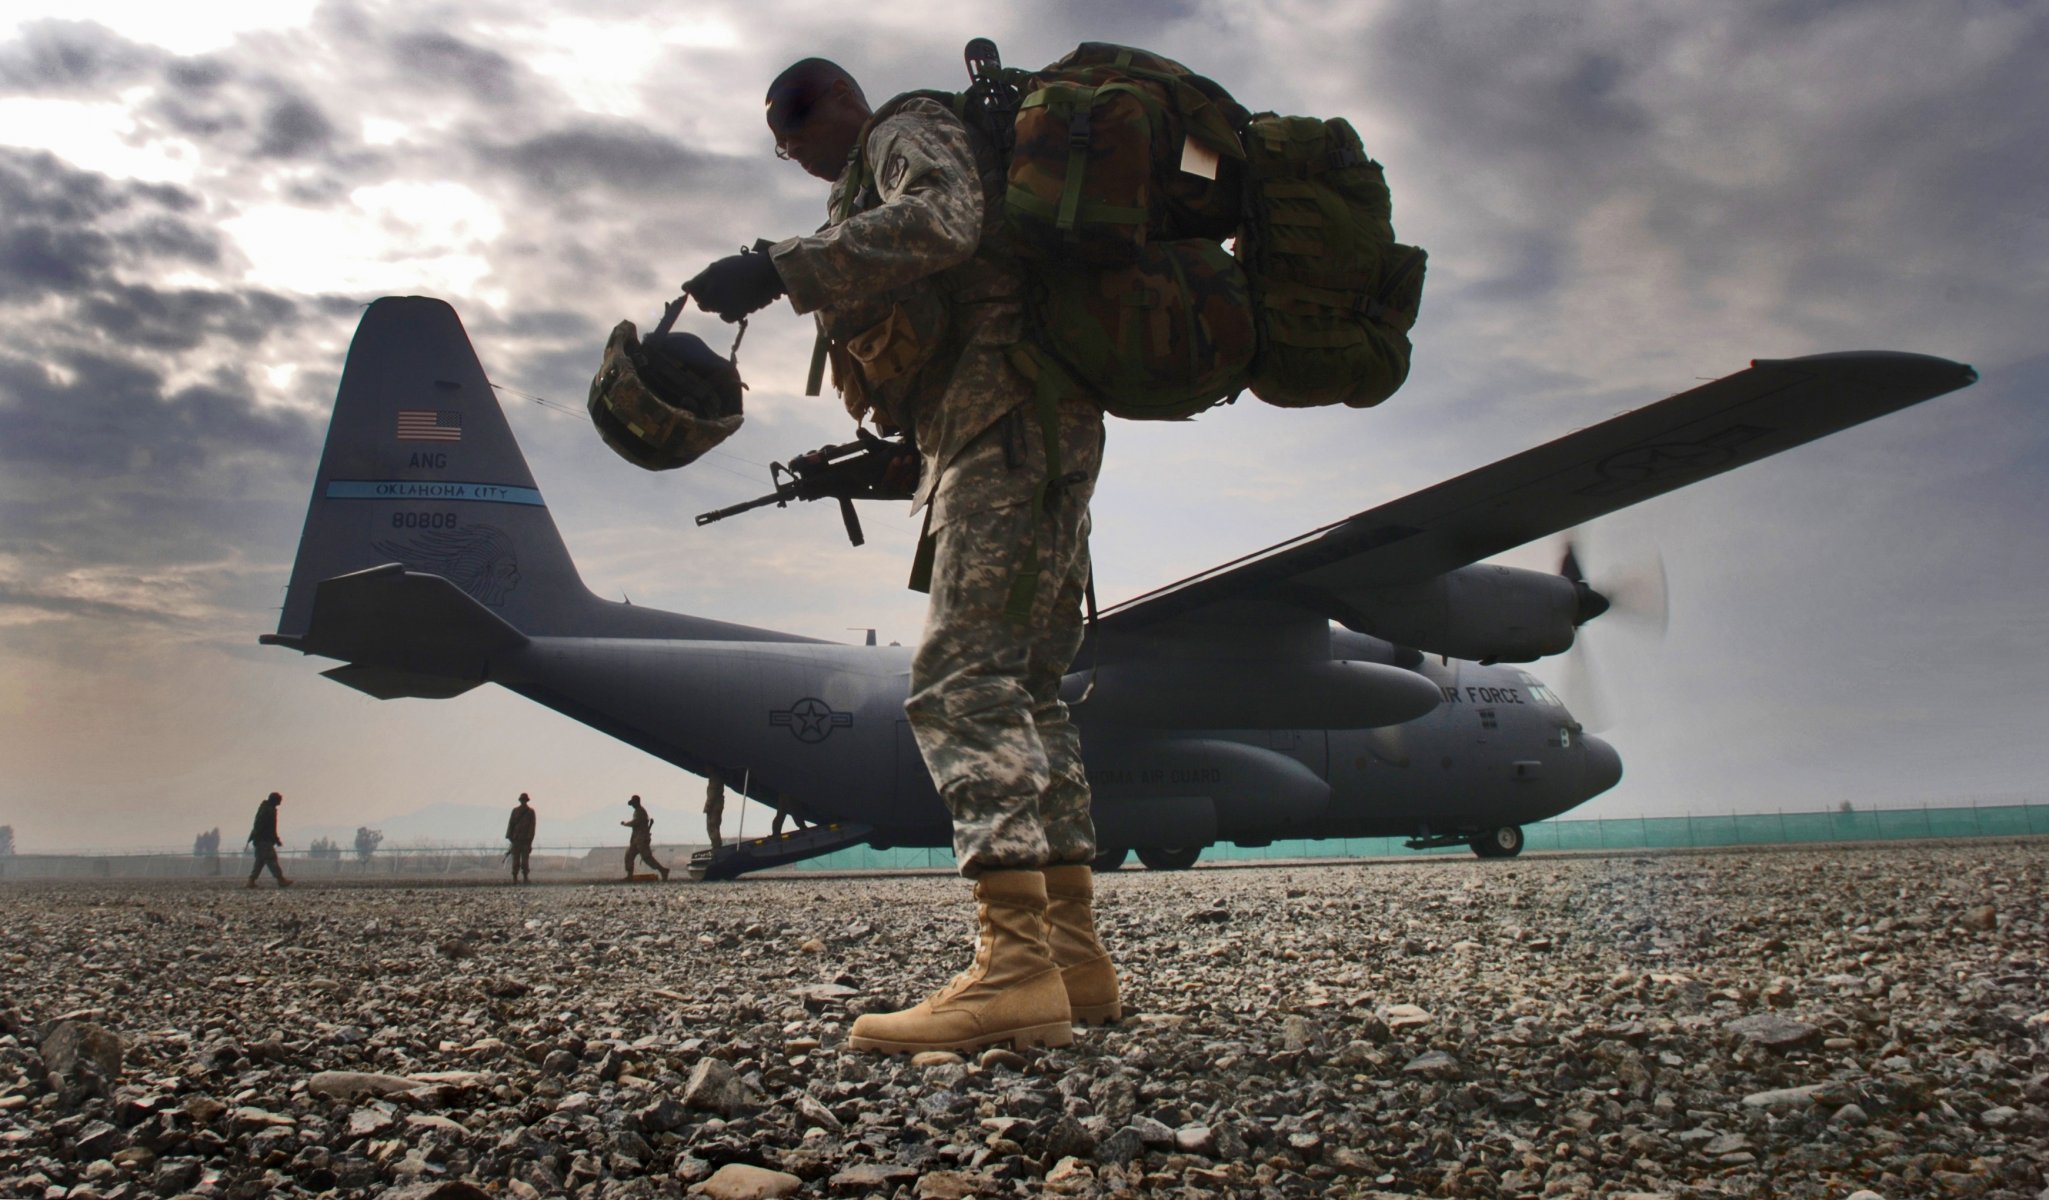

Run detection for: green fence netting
[[793, 802, 2049, 871]]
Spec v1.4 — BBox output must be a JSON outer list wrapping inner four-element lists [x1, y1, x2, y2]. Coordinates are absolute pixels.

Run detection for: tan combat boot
[[1043, 863, 1122, 1025], [848, 870, 1074, 1054]]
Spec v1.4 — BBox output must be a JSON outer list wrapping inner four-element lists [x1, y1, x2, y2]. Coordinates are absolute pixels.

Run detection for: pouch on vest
[[1237, 113, 1428, 409], [1037, 43, 1248, 242], [1022, 238, 1255, 421], [1003, 43, 1249, 265]]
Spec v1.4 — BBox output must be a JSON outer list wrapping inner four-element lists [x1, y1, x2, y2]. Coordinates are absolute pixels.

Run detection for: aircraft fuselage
[[490, 634, 1615, 853]]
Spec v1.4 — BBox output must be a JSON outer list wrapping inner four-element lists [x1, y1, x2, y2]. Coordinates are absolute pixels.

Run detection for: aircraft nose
[[1580, 733, 1623, 796]]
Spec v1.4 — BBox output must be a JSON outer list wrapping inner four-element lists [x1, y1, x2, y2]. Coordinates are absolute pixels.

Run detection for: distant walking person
[[505, 793, 537, 883], [771, 807, 809, 837], [622, 795, 668, 880], [245, 792, 290, 889], [704, 778, 725, 852]]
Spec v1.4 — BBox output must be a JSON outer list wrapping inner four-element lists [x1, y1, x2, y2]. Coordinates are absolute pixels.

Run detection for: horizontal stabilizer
[[319, 663, 484, 700], [263, 563, 528, 686]]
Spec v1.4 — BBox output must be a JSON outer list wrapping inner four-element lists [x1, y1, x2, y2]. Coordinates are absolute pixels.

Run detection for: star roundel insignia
[[769, 697, 855, 743]]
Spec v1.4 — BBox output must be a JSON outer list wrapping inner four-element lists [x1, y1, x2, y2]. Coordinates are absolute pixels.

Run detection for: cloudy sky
[[2, 0, 2044, 853]]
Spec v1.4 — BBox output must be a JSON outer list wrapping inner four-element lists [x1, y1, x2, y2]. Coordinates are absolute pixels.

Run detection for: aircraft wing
[[1100, 351, 1977, 633]]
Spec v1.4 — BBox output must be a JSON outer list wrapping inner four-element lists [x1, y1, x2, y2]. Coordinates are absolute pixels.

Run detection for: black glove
[[684, 245, 787, 322]]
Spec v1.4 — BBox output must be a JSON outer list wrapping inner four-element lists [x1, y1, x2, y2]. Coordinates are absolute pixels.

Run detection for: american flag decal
[[396, 410, 463, 442]]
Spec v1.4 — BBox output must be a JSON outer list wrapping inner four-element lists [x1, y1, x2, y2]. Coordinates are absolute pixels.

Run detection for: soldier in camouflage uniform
[[684, 58, 1122, 1052], [244, 791, 290, 889], [620, 795, 668, 881], [505, 792, 536, 884]]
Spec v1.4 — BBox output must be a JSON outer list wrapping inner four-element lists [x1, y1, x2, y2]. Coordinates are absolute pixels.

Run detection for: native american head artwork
[[372, 524, 521, 607]]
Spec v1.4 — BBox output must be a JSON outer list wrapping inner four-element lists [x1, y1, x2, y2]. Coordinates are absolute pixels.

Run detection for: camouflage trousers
[[248, 844, 285, 885], [625, 835, 665, 876], [906, 391, 1104, 877]]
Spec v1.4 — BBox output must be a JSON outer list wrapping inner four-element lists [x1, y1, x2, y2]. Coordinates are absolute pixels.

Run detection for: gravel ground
[[2, 842, 2046, 1200]]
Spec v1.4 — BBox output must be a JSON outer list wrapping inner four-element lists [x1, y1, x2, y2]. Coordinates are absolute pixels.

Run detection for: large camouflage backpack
[[866, 41, 1424, 420], [1235, 114, 1427, 409], [858, 42, 1256, 422]]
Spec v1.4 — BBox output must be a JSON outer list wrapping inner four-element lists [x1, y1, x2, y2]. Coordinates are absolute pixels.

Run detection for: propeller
[[1556, 533, 1667, 731]]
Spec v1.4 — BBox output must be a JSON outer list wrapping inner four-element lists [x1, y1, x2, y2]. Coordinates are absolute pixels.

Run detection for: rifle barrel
[[694, 490, 792, 526]]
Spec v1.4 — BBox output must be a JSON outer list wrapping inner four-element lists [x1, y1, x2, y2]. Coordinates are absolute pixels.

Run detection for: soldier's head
[[518, 793, 531, 806], [766, 57, 870, 181], [628, 794, 643, 808], [268, 791, 282, 806]]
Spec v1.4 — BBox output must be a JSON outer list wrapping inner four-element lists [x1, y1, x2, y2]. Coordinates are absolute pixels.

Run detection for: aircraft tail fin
[[274, 296, 595, 643]]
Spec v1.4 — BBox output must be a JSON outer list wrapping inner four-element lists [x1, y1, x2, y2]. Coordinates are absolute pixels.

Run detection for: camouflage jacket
[[770, 96, 1029, 511], [247, 801, 280, 848]]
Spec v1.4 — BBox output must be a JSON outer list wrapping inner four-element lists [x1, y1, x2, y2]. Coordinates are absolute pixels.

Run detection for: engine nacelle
[[1348, 563, 1580, 663]]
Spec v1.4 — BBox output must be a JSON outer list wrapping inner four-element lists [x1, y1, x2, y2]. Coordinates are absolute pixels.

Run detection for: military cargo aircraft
[[262, 297, 1976, 875]]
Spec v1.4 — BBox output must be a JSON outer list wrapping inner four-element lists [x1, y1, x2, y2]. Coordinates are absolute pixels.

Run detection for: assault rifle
[[694, 429, 918, 547]]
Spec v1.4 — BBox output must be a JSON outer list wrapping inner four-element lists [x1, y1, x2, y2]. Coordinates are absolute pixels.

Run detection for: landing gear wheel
[[1090, 847, 1130, 872], [1135, 846, 1201, 871], [1470, 825, 1525, 859]]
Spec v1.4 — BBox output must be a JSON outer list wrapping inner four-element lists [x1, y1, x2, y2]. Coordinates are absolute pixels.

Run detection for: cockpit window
[[1525, 683, 1562, 706]]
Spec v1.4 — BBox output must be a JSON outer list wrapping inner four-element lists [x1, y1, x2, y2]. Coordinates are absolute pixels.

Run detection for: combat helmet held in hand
[[587, 297, 746, 471]]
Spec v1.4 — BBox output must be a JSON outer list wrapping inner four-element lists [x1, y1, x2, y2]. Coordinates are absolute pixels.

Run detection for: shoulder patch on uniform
[[882, 153, 910, 192]]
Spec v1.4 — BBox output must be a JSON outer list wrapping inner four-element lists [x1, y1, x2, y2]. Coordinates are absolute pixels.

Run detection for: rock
[[1742, 1084, 1823, 1109], [39, 1021, 122, 1084], [1402, 1050, 1462, 1080], [1383, 1004, 1432, 1030], [377, 1184, 493, 1200], [1723, 1013, 1821, 1050], [1830, 1103, 1869, 1126], [691, 1163, 801, 1200], [828, 1163, 919, 1193], [637, 1095, 689, 1135], [1043, 1113, 1095, 1162], [794, 1091, 842, 1135], [308, 1071, 419, 1102], [1173, 1122, 1214, 1154], [1094, 1126, 1144, 1165], [910, 1051, 962, 1068], [182, 1096, 226, 1124], [1280, 1014, 1318, 1052], [1960, 904, 1996, 931], [914, 1171, 978, 1199], [681, 1058, 760, 1117], [978, 1047, 1026, 1071], [70, 1120, 123, 1160]]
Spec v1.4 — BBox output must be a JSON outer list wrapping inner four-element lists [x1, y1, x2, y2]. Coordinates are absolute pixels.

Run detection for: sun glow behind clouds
[[0, 96, 197, 183], [223, 181, 506, 298], [476, 13, 742, 119]]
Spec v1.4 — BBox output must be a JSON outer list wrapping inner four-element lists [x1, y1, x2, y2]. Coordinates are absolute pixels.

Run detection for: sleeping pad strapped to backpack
[[922, 40, 1426, 419]]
